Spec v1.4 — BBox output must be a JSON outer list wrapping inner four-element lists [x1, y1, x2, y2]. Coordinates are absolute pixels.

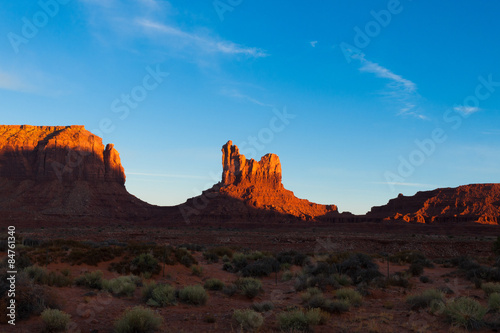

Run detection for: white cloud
[[359, 60, 416, 92], [0, 71, 33, 93], [310, 41, 318, 48], [453, 105, 480, 115], [220, 88, 273, 107], [136, 19, 268, 58], [350, 53, 424, 119]]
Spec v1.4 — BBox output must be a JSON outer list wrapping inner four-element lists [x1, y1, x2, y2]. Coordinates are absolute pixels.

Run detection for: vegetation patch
[[178, 285, 209, 305], [232, 309, 264, 332], [41, 309, 71, 333], [114, 306, 163, 333]]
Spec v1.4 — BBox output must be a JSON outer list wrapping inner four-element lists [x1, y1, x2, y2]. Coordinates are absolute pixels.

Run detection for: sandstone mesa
[[0, 125, 498, 225]]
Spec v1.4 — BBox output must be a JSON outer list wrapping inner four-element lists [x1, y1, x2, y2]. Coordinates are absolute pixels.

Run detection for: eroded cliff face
[[0, 125, 151, 220], [222, 141, 282, 189], [0, 125, 125, 184], [180, 141, 338, 222], [368, 184, 500, 224]]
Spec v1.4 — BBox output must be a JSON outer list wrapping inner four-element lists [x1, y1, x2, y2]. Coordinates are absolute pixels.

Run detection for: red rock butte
[[0, 125, 125, 184], [179, 140, 339, 222], [0, 125, 152, 220], [368, 184, 500, 225], [0, 125, 499, 226]]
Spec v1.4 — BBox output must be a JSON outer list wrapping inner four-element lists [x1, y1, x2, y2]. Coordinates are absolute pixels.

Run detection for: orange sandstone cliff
[[0, 125, 152, 220], [179, 141, 339, 222], [367, 184, 500, 225]]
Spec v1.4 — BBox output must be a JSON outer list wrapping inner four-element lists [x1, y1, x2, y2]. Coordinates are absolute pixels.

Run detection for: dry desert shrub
[[41, 309, 71, 333], [232, 309, 264, 332], [114, 306, 163, 333]]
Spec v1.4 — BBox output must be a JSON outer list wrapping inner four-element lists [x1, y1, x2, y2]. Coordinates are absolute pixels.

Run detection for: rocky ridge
[[0, 125, 151, 220], [179, 141, 339, 222], [368, 184, 500, 224]]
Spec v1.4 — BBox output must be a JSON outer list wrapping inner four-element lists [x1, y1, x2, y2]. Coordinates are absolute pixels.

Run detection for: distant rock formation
[[180, 140, 339, 222], [0, 125, 151, 220], [367, 184, 500, 224], [222, 141, 282, 189], [0, 125, 125, 184]]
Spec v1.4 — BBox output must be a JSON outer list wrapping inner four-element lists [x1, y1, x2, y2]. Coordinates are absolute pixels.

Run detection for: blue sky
[[1, 0, 500, 214]]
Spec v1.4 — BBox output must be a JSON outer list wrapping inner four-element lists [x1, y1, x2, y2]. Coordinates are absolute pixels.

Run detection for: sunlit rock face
[[222, 140, 282, 189], [0, 125, 125, 184], [0, 125, 153, 220], [368, 184, 500, 225], [180, 140, 338, 222]]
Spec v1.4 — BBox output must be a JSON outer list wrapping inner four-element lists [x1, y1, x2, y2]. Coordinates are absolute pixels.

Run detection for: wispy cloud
[[0, 71, 33, 93], [310, 41, 318, 48], [350, 53, 424, 119], [136, 19, 268, 58], [220, 88, 273, 107], [128, 172, 211, 180], [453, 105, 480, 115], [359, 60, 416, 92], [482, 129, 500, 135]]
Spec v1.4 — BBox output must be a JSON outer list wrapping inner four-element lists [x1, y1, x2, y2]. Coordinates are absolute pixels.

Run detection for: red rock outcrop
[[367, 184, 500, 224], [0, 125, 151, 220], [180, 141, 339, 222], [222, 141, 282, 189], [0, 125, 125, 184]]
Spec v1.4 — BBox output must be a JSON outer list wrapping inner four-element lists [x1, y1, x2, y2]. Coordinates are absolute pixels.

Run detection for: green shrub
[[202, 252, 219, 263], [229, 253, 248, 272], [409, 262, 424, 277], [1, 271, 58, 320], [142, 282, 176, 307], [489, 292, 500, 312], [251, 301, 274, 313], [75, 270, 103, 289], [204, 278, 224, 291], [277, 250, 308, 266], [191, 265, 203, 277], [406, 289, 444, 310], [389, 251, 433, 267], [419, 275, 431, 283], [114, 306, 163, 333], [24, 265, 73, 287], [179, 285, 208, 305], [339, 253, 382, 284], [305, 294, 327, 309], [386, 272, 410, 288], [241, 257, 280, 277], [444, 297, 487, 330], [304, 308, 324, 326], [335, 288, 362, 306], [41, 309, 71, 332], [333, 274, 352, 286], [175, 248, 197, 267], [24, 265, 48, 284], [232, 309, 264, 332], [207, 246, 234, 258], [131, 254, 160, 276], [103, 275, 140, 297], [429, 299, 445, 314], [235, 278, 263, 299], [482, 282, 500, 295], [300, 287, 322, 303], [282, 270, 294, 281], [277, 308, 322, 332], [322, 299, 350, 314], [222, 283, 238, 296]]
